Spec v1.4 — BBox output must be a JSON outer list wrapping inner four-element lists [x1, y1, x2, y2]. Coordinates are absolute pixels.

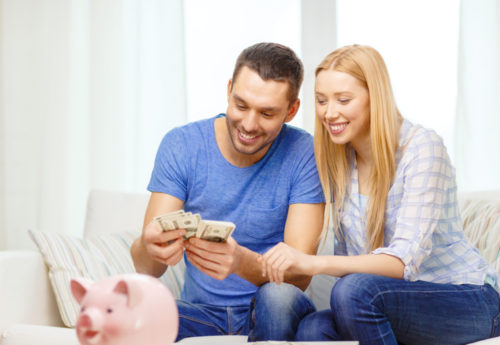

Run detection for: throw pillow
[[28, 229, 185, 327], [460, 199, 500, 273]]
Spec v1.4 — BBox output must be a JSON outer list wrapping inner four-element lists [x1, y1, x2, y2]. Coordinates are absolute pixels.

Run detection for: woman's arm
[[260, 243, 404, 284]]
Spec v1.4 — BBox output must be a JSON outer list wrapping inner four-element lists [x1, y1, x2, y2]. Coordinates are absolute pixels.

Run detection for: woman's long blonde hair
[[314, 45, 402, 251]]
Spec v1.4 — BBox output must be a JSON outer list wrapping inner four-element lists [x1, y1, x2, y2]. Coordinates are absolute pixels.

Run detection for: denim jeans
[[175, 282, 316, 342], [296, 273, 500, 345]]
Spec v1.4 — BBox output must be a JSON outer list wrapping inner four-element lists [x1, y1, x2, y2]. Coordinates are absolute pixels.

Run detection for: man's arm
[[279, 202, 325, 289], [131, 192, 185, 277], [185, 202, 324, 290]]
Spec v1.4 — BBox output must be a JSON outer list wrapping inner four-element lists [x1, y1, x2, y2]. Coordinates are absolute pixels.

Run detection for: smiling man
[[131, 42, 325, 342]]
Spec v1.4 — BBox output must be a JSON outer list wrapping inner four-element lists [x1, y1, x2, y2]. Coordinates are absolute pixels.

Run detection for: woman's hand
[[258, 242, 313, 285]]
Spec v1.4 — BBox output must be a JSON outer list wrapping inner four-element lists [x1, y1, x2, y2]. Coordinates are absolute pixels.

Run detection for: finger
[[188, 237, 227, 254], [149, 237, 184, 261], [187, 251, 221, 272], [268, 253, 284, 283], [258, 254, 267, 277], [272, 255, 288, 284], [261, 246, 281, 279], [143, 220, 164, 240], [167, 248, 185, 266], [185, 244, 221, 266], [261, 245, 278, 262], [263, 249, 284, 281], [186, 251, 218, 277], [156, 229, 186, 243]]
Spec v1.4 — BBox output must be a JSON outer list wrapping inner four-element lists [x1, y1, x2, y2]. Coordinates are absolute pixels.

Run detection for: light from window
[[337, 0, 460, 159]]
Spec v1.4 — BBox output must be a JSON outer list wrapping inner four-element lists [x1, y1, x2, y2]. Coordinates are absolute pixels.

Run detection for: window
[[184, 0, 302, 124], [337, 0, 460, 159]]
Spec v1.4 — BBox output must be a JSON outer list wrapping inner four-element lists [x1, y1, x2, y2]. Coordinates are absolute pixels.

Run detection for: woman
[[259, 45, 500, 345]]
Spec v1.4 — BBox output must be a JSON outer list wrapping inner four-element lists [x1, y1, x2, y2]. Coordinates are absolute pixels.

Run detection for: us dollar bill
[[154, 210, 235, 242], [197, 220, 235, 242]]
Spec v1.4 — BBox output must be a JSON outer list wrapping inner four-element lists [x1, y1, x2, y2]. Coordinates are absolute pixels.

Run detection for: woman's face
[[315, 69, 371, 151]]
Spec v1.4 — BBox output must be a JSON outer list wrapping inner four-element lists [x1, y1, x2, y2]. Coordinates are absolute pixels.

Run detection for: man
[[131, 42, 324, 341]]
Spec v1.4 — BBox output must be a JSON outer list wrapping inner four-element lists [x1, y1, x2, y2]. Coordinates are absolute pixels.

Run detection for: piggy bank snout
[[72, 274, 179, 345], [77, 308, 102, 330]]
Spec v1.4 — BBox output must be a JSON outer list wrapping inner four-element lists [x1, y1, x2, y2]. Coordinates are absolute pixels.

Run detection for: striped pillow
[[28, 229, 185, 327], [460, 199, 500, 273]]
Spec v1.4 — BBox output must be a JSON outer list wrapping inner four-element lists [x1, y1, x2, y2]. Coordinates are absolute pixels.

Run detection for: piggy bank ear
[[70, 278, 91, 304], [113, 280, 142, 308]]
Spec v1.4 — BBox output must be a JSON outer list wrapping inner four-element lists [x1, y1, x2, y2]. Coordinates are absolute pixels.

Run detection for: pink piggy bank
[[70, 273, 178, 345]]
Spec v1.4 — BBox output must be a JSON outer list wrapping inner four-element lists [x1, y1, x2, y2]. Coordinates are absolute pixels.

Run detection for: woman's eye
[[316, 98, 327, 105], [339, 99, 350, 104]]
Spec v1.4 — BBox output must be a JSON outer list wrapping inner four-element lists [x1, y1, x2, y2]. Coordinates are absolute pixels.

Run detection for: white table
[[178, 335, 358, 344]]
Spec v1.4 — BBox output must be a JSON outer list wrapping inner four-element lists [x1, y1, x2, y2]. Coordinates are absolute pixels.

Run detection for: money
[[154, 210, 235, 242]]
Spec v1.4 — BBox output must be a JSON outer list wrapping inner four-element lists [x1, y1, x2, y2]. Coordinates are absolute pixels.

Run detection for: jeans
[[296, 273, 500, 345], [175, 282, 316, 342]]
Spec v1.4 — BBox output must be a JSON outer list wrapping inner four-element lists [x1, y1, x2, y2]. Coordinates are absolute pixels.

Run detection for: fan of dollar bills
[[154, 210, 235, 243]]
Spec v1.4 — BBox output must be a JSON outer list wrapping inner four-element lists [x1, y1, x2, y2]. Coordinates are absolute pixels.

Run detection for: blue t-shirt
[[148, 114, 324, 306]]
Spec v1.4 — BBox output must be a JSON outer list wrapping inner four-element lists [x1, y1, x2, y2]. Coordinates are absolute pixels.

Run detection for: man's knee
[[254, 282, 313, 313], [249, 283, 315, 341], [296, 310, 338, 341]]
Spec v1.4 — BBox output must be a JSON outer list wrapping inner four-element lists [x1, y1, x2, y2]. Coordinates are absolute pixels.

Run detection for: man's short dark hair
[[232, 42, 304, 105]]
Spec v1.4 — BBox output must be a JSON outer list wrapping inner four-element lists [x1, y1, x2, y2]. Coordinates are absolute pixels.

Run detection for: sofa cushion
[[84, 190, 149, 236], [0, 324, 79, 345], [460, 196, 500, 273], [28, 229, 185, 327]]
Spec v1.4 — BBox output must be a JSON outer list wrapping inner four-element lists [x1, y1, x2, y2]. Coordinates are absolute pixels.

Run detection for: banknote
[[154, 210, 235, 242], [196, 219, 235, 242]]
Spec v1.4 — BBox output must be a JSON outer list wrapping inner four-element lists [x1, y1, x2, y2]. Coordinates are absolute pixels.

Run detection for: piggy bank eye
[[107, 308, 113, 313], [80, 306, 85, 313]]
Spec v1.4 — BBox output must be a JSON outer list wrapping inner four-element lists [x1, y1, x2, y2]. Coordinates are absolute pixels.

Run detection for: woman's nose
[[325, 104, 339, 121]]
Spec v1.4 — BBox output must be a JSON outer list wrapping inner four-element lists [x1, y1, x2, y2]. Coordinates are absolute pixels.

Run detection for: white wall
[[301, 0, 337, 133], [0, 0, 186, 250], [1, 0, 83, 249], [0, 0, 5, 248]]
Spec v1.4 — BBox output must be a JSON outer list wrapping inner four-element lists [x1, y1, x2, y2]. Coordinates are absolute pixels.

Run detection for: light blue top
[[336, 119, 499, 291], [149, 114, 325, 305]]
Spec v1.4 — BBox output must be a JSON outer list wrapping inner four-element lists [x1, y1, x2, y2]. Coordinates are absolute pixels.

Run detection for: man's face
[[225, 66, 299, 164]]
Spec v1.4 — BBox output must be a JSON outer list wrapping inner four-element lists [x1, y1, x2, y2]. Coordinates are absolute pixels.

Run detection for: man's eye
[[237, 104, 247, 110], [262, 112, 272, 117]]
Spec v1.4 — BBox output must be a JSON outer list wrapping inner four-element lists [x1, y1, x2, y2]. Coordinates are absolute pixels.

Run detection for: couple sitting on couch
[[130, 42, 500, 345]]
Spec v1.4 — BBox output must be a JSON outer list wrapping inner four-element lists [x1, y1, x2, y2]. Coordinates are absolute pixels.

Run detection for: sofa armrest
[[0, 250, 64, 331]]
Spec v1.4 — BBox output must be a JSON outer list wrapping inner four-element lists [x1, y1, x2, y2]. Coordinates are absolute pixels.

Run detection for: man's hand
[[184, 236, 241, 280], [142, 220, 186, 267]]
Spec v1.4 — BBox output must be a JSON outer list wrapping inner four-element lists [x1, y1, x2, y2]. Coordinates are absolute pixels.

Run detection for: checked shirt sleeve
[[372, 129, 455, 281]]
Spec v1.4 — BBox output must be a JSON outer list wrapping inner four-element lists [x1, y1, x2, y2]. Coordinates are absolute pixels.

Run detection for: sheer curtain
[[0, 0, 336, 250], [0, 0, 186, 249], [455, 0, 500, 192]]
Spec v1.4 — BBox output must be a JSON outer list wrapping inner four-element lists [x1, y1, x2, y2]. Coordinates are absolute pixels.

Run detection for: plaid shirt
[[335, 119, 499, 291]]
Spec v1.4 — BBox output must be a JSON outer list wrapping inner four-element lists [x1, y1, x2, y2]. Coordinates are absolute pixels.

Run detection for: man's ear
[[227, 79, 233, 102], [285, 99, 300, 123]]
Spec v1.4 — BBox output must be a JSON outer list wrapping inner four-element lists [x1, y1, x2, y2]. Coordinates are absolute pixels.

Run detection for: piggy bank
[[70, 273, 178, 345]]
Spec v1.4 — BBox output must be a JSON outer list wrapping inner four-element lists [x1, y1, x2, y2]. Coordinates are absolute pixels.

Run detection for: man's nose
[[241, 111, 259, 132]]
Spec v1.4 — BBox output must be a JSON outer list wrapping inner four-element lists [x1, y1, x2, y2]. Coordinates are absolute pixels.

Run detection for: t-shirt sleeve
[[289, 136, 325, 204], [147, 128, 188, 201]]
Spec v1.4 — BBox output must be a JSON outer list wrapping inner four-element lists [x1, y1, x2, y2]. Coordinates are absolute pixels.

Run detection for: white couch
[[1, 190, 500, 345]]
